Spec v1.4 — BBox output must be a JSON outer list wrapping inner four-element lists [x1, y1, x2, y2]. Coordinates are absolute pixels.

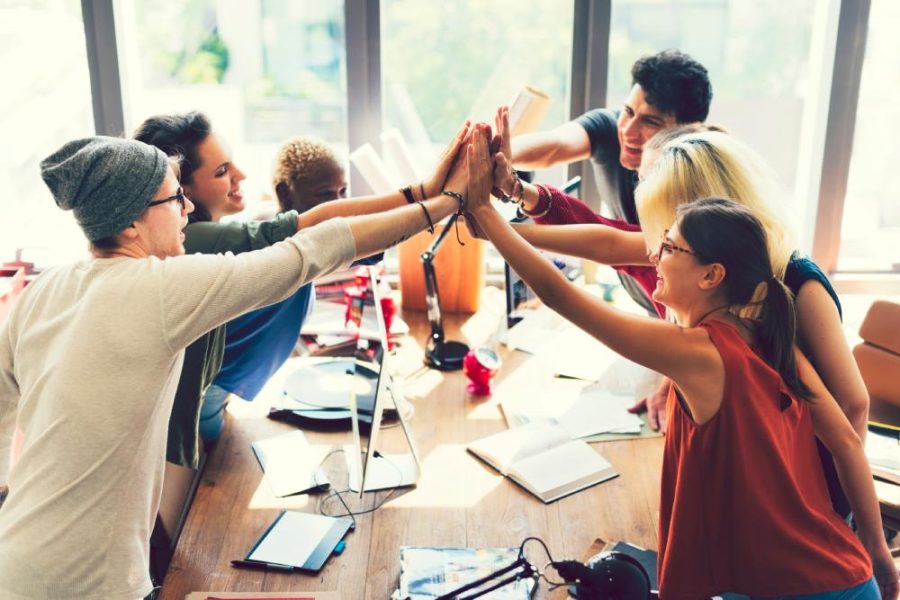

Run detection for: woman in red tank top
[[463, 123, 898, 599]]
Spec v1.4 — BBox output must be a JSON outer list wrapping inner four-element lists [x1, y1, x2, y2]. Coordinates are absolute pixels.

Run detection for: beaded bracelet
[[519, 183, 553, 219], [440, 190, 466, 212], [498, 170, 521, 203], [514, 173, 525, 205]]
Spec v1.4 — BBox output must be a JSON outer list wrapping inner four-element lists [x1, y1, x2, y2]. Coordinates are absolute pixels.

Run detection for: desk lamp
[[435, 543, 653, 599], [421, 212, 469, 371]]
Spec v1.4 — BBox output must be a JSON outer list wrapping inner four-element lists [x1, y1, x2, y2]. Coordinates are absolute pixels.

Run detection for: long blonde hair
[[636, 130, 794, 278]]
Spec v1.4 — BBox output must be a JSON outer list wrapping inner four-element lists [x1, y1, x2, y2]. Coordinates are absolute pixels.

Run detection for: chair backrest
[[853, 300, 900, 427]]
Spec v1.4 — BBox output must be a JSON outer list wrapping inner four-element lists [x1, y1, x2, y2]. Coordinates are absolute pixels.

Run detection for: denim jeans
[[198, 384, 230, 442], [756, 577, 880, 600]]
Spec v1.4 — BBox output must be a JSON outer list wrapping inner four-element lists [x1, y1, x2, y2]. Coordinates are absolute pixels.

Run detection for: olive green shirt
[[167, 211, 299, 466]]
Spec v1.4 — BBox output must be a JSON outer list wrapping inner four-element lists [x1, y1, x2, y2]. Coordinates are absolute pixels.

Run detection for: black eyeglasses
[[657, 229, 695, 257], [147, 188, 187, 210]]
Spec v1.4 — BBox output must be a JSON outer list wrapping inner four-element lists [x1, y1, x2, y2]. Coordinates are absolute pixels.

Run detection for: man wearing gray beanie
[[40, 136, 170, 242], [0, 127, 470, 600]]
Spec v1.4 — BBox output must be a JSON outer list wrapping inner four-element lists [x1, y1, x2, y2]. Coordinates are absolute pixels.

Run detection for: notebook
[[251, 430, 331, 497], [243, 511, 352, 572], [466, 422, 617, 503]]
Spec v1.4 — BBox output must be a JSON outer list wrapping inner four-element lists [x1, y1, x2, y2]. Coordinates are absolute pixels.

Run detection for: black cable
[[519, 536, 567, 586], [312, 447, 404, 528]]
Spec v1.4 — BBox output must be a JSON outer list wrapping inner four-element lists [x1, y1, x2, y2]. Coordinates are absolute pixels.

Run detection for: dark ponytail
[[678, 198, 811, 400], [755, 278, 811, 399]]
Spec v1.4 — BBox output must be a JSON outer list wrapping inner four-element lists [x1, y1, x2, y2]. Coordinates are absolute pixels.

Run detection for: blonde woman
[[496, 121, 868, 519]]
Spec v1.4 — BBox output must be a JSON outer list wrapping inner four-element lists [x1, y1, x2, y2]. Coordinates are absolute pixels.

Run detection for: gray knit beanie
[[40, 136, 169, 241]]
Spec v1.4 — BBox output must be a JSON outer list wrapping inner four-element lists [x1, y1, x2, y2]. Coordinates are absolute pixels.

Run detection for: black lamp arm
[[434, 556, 535, 600], [420, 212, 460, 344]]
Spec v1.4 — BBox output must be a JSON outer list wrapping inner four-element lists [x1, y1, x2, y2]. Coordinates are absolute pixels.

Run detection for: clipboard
[[244, 511, 352, 572]]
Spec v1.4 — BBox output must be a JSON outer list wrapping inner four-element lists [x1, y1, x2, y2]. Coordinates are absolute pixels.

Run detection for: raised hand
[[422, 121, 471, 199], [467, 123, 494, 214], [492, 106, 516, 198]]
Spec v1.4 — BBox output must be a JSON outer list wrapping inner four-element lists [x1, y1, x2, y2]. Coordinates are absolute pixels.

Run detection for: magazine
[[399, 546, 534, 599]]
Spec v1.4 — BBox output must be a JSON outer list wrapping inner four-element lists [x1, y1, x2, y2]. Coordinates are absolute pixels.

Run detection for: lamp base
[[424, 340, 469, 371]]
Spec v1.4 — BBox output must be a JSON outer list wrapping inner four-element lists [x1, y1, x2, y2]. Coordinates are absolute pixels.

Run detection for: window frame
[[80, 0, 895, 292]]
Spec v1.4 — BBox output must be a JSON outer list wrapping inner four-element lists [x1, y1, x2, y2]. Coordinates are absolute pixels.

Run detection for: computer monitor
[[346, 268, 421, 494], [505, 176, 582, 328]]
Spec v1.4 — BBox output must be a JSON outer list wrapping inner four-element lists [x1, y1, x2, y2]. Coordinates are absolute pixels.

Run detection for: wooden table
[[158, 305, 665, 600]]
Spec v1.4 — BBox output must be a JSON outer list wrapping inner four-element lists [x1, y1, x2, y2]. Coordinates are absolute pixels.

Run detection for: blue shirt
[[213, 284, 314, 401]]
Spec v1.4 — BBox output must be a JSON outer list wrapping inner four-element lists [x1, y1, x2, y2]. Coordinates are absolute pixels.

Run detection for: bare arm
[[469, 125, 717, 391], [298, 121, 471, 231], [799, 349, 897, 598], [297, 193, 406, 230], [346, 194, 458, 259], [795, 281, 869, 440], [512, 223, 649, 266], [511, 120, 591, 171]]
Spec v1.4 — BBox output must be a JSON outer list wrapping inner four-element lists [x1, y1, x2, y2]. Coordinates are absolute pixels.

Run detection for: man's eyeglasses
[[657, 229, 695, 257], [147, 188, 187, 210]]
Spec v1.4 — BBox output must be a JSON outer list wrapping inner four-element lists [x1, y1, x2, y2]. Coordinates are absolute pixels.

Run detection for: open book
[[467, 423, 617, 503]]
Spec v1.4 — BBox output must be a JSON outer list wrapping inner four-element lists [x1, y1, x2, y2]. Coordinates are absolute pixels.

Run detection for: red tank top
[[657, 320, 871, 599]]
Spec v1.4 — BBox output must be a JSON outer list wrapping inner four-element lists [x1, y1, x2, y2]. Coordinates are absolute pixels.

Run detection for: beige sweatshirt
[[0, 219, 355, 600]]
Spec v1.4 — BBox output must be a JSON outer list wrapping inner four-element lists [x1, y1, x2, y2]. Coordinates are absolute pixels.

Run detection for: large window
[[609, 0, 823, 245], [837, 0, 900, 273], [380, 0, 574, 182], [0, 1, 94, 264], [117, 0, 348, 213]]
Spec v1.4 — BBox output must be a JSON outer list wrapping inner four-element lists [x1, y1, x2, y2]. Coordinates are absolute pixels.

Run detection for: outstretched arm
[[298, 122, 471, 230], [512, 223, 649, 266], [511, 120, 591, 171], [800, 349, 898, 599], [467, 124, 714, 385]]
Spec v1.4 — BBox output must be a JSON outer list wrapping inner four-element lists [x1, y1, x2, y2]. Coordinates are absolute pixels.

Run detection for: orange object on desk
[[397, 219, 485, 313]]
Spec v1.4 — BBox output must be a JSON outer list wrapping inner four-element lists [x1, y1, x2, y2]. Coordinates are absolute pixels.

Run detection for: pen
[[230, 559, 295, 572]]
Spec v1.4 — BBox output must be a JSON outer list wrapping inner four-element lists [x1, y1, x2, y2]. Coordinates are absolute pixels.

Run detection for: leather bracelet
[[418, 201, 435, 234], [400, 184, 416, 204], [419, 181, 427, 202]]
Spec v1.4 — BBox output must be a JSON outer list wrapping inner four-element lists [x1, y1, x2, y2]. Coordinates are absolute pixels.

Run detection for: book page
[[252, 431, 330, 497], [508, 440, 615, 502], [467, 423, 571, 474], [556, 389, 644, 439]]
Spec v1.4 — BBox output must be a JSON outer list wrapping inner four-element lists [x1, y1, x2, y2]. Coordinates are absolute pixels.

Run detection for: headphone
[[554, 551, 652, 600]]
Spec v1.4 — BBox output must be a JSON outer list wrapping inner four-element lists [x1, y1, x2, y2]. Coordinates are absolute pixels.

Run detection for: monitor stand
[[346, 377, 421, 493], [346, 451, 419, 492]]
